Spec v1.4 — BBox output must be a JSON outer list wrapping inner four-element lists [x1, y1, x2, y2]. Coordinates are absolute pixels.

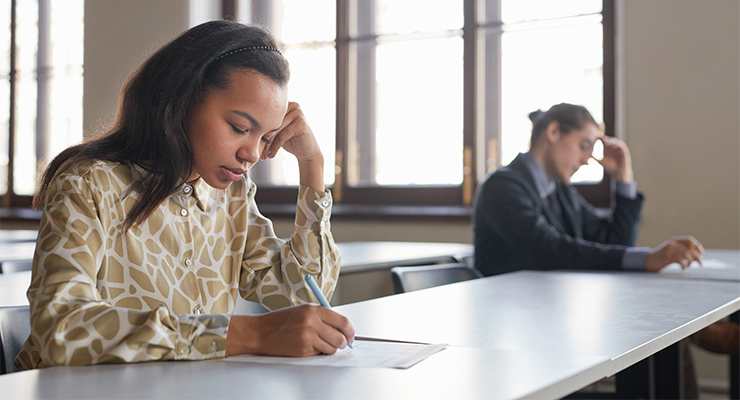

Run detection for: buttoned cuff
[[172, 314, 230, 360], [615, 181, 638, 199], [622, 247, 650, 271], [296, 185, 333, 234]]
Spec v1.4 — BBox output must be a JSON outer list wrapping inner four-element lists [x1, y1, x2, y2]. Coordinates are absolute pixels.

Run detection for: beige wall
[[83, 0, 190, 137], [621, 0, 740, 250]]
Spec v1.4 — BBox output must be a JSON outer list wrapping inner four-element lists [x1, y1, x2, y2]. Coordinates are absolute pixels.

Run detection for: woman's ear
[[543, 120, 560, 143]]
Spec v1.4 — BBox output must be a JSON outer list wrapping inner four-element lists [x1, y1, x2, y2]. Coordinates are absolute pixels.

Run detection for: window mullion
[[463, 0, 484, 205], [36, 0, 50, 166], [334, 0, 356, 203], [484, 0, 502, 176], [5, 0, 17, 205], [353, 0, 375, 185]]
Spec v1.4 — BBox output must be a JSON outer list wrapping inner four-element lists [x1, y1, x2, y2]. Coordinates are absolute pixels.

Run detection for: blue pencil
[[305, 274, 353, 349]]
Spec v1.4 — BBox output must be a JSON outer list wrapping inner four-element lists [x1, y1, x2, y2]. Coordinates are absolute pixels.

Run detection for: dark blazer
[[474, 154, 644, 277]]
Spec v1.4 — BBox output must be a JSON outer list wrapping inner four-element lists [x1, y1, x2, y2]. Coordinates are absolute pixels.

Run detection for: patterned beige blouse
[[16, 159, 340, 369]]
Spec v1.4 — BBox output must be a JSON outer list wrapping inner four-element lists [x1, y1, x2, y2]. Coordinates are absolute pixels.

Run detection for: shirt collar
[[189, 178, 209, 211], [520, 152, 556, 200], [128, 163, 209, 211]]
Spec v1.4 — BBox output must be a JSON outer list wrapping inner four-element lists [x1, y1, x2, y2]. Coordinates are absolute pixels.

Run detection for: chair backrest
[[391, 263, 484, 294], [0, 260, 34, 274], [0, 306, 31, 374]]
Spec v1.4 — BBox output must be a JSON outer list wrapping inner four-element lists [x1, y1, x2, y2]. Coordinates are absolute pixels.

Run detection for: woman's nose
[[237, 139, 261, 164]]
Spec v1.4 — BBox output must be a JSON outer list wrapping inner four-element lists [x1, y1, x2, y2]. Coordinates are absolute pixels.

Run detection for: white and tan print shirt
[[16, 159, 341, 369]]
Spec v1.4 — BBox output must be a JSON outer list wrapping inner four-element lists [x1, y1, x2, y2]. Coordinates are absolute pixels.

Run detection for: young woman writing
[[16, 21, 353, 369]]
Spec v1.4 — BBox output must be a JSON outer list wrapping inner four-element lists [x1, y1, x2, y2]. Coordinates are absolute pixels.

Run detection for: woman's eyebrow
[[231, 110, 261, 130]]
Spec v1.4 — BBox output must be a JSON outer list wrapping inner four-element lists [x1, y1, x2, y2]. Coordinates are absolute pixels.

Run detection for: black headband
[[215, 45, 282, 61]]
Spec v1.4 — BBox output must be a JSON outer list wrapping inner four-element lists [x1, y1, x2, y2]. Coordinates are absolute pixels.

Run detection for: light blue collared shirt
[[520, 152, 649, 270]]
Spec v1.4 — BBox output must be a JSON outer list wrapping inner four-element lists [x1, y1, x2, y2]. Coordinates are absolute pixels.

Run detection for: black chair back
[[391, 263, 483, 294]]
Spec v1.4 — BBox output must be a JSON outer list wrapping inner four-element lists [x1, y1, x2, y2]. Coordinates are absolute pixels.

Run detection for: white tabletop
[[0, 346, 609, 400], [0, 230, 37, 243], [1, 265, 739, 399], [0, 242, 36, 263], [337, 241, 473, 274], [337, 269, 740, 374], [0, 239, 472, 272], [0, 241, 474, 308], [0, 271, 31, 306]]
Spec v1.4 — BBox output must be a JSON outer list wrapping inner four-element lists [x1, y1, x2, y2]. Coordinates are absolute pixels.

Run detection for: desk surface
[[0, 271, 31, 307], [0, 237, 473, 272], [0, 230, 37, 243], [338, 269, 740, 373], [0, 346, 608, 400], [0, 242, 36, 263], [2, 263, 740, 399], [0, 241, 474, 307], [337, 241, 473, 273]]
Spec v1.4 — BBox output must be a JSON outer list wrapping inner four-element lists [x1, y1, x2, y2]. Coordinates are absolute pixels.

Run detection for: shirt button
[[183, 186, 192, 194], [209, 342, 218, 353], [185, 259, 192, 267], [180, 347, 190, 355], [193, 309, 200, 315], [321, 199, 330, 207], [180, 209, 188, 217]]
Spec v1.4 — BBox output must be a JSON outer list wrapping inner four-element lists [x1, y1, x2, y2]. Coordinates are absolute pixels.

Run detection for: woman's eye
[[261, 136, 271, 145], [230, 124, 247, 134]]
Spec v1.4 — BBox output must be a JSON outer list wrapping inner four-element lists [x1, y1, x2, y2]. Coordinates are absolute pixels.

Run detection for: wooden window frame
[[249, 0, 615, 219], [0, 0, 614, 222]]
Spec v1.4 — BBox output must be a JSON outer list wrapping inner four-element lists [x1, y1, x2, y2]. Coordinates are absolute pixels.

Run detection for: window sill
[[1, 205, 473, 224], [259, 204, 473, 222]]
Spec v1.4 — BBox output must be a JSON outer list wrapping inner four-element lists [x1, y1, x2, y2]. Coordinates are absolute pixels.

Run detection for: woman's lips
[[221, 166, 245, 181]]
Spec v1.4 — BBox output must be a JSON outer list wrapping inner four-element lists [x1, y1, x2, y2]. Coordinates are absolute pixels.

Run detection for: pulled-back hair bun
[[528, 110, 545, 124], [528, 103, 596, 149]]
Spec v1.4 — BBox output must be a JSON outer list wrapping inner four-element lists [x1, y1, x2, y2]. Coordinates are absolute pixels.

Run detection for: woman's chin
[[202, 176, 233, 190]]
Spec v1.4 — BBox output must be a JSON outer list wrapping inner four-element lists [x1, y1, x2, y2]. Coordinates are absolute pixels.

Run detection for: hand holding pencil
[[224, 277, 355, 357]]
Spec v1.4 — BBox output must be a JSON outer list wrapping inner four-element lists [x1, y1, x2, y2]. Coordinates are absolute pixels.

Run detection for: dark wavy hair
[[34, 21, 290, 232], [528, 103, 596, 148]]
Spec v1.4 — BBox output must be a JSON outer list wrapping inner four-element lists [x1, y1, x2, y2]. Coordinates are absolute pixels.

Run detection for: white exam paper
[[660, 258, 735, 272], [658, 258, 740, 281], [222, 339, 447, 369]]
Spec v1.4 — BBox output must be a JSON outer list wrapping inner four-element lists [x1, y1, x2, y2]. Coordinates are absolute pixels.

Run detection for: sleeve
[[622, 247, 650, 270], [478, 172, 627, 271], [238, 184, 341, 311], [577, 185, 645, 247], [18, 171, 228, 370]]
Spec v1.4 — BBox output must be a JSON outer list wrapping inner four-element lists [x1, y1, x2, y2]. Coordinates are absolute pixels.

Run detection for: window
[[249, 0, 614, 213], [0, 0, 84, 210], [0, 0, 612, 218]]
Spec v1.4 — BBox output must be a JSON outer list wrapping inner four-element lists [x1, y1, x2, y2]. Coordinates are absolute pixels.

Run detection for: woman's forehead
[[575, 123, 602, 141]]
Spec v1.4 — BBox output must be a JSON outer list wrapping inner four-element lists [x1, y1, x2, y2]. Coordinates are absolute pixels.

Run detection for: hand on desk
[[225, 304, 355, 357], [646, 236, 704, 273]]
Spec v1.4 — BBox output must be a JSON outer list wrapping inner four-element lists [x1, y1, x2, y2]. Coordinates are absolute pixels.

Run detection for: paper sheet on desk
[[660, 258, 735, 272], [222, 339, 447, 369]]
